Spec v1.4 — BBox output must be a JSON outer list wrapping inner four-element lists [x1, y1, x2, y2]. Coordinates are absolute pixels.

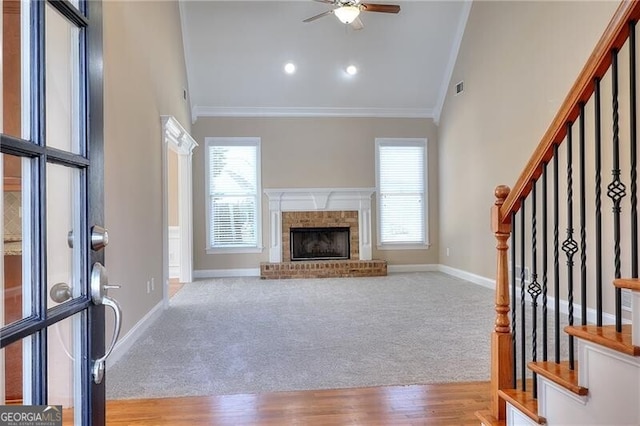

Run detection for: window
[[375, 138, 428, 248], [205, 137, 262, 253]]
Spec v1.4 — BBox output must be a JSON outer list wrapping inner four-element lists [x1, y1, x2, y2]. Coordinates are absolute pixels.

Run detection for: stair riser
[[633, 291, 640, 346], [506, 403, 539, 426], [535, 341, 640, 425]]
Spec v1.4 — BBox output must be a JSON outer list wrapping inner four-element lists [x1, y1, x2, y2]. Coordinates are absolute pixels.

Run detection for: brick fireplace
[[261, 188, 387, 279], [283, 211, 358, 261]]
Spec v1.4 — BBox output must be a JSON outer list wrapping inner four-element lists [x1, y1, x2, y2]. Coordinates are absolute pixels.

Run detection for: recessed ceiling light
[[346, 65, 358, 75], [284, 62, 296, 74]]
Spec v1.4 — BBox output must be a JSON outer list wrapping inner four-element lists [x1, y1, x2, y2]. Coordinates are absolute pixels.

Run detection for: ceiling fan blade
[[360, 3, 400, 13], [350, 16, 364, 30], [303, 9, 334, 23]]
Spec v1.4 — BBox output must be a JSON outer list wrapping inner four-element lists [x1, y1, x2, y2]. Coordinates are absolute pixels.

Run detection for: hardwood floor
[[105, 381, 490, 425], [169, 278, 184, 298]]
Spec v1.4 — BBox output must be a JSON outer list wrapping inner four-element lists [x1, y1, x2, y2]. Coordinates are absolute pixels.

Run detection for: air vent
[[455, 81, 464, 95], [622, 289, 632, 312]]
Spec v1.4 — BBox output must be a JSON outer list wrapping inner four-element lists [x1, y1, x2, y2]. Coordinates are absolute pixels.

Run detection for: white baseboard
[[387, 264, 439, 273], [540, 292, 621, 325], [194, 268, 261, 278], [437, 264, 624, 324], [106, 300, 164, 369], [438, 264, 496, 290]]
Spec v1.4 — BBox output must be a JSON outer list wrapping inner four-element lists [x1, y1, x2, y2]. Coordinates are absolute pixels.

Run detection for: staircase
[[477, 2, 640, 425]]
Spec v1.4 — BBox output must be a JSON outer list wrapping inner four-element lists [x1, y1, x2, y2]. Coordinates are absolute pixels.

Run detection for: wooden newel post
[[491, 185, 513, 420]]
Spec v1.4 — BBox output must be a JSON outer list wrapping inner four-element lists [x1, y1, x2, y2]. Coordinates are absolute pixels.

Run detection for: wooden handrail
[[499, 0, 640, 222]]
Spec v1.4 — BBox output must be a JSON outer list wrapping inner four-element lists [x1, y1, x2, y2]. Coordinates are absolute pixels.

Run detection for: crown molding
[[192, 106, 435, 121]]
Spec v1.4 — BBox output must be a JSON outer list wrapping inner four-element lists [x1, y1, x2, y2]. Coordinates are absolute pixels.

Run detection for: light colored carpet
[[107, 272, 495, 399]]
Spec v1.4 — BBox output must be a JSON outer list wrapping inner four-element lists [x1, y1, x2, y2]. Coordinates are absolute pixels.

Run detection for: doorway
[[161, 116, 197, 307]]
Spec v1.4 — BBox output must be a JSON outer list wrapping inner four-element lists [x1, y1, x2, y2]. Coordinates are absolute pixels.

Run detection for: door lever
[[90, 262, 122, 384]]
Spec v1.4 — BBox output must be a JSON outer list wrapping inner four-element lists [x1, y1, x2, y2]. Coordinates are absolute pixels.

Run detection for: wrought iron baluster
[[595, 77, 603, 327], [553, 145, 560, 364], [630, 22, 638, 282], [562, 123, 578, 370], [542, 163, 548, 361], [520, 201, 527, 390], [528, 182, 542, 398], [511, 211, 517, 389], [579, 103, 587, 325], [608, 49, 626, 332]]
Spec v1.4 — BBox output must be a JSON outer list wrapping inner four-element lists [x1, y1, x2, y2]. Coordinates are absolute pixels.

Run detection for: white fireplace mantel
[[264, 188, 375, 263]]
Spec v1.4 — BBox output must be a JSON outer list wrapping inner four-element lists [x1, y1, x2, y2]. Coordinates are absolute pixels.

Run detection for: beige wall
[[103, 0, 191, 336], [437, 1, 618, 280], [191, 117, 439, 271]]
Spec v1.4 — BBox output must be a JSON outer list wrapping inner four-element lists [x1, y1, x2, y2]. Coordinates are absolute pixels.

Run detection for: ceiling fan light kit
[[303, 0, 400, 30], [334, 6, 360, 24]]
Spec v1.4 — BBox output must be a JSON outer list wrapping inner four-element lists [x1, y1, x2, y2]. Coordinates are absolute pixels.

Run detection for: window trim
[[375, 137, 430, 250], [205, 137, 263, 254]]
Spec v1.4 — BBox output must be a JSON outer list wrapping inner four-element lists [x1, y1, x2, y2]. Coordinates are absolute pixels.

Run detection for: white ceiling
[[180, 1, 471, 121]]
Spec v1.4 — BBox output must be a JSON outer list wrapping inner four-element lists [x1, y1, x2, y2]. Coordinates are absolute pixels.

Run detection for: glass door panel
[[46, 163, 83, 308], [2, 153, 32, 324], [45, 3, 81, 155], [48, 313, 85, 424], [2, 0, 26, 140], [1, 338, 26, 404]]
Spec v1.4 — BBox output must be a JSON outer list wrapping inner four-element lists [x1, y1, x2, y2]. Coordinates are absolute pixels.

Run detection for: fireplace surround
[[263, 188, 375, 262], [261, 188, 386, 279]]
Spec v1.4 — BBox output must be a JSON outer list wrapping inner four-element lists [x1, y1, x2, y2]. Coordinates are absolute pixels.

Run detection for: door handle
[[90, 262, 122, 384]]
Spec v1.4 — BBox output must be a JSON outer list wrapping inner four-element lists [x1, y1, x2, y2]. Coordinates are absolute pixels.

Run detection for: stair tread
[[528, 361, 588, 395], [565, 324, 640, 356], [498, 389, 546, 424], [614, 278, 640, 291], [475, 409, 505, 426]]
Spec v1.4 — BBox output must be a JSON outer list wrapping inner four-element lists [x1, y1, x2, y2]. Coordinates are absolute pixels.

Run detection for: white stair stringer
[[534, 340, 640, 425]]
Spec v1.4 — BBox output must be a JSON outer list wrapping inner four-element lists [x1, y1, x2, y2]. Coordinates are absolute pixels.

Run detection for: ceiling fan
[[303, 0, 400, 30]]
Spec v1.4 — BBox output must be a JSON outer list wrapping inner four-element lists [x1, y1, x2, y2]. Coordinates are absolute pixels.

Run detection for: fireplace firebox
[[290, 227, 350, 261]]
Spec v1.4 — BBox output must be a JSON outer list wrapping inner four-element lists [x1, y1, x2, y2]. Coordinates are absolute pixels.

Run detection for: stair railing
[[490, 0, 640, 420]]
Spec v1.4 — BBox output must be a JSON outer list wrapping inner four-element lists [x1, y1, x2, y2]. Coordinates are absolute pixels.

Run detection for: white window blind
[[376, 139, 427, 246], [206, 139, 260, 249]]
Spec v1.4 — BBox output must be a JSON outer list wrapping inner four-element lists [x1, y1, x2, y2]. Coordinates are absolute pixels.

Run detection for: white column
[[268, 194, 283, 262], [358, 197, 372, 260]]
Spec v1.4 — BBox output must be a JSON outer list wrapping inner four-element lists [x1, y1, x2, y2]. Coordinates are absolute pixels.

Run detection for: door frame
[[161, 115, 197, 306]]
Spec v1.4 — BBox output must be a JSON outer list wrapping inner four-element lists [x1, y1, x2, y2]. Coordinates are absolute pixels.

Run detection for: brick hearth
[[260, 260, 387, 279]]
